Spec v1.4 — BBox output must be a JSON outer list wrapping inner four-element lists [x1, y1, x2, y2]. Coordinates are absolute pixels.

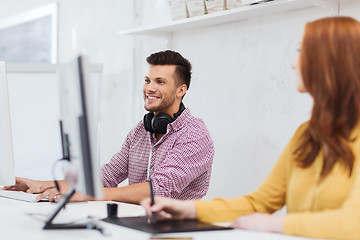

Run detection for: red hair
[[295, 17, 360, 177]]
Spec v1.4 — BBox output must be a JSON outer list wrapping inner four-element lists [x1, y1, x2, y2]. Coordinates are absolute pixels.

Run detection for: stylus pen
[[148, 179, 157, 224]]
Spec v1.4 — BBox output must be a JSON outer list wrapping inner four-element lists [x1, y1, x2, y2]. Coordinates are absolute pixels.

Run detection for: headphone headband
[[173, 102, 185, 119]]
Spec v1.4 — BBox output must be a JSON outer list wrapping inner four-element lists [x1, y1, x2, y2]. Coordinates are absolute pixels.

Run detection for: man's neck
[[154, 101, 181, 118], [155, 133, 164, 141]]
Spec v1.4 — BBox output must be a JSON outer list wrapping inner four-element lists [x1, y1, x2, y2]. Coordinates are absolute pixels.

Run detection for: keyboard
[[0, 190, 48, 202]]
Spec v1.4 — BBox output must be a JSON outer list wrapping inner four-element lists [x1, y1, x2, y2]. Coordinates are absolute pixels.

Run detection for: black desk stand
[[42, 187, 102, 232]]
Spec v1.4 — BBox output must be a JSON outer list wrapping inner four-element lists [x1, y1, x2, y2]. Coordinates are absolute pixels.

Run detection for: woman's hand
[[140, 197, 196, 221], [230, 213, 285, 233], [2, 177, 55, 193]]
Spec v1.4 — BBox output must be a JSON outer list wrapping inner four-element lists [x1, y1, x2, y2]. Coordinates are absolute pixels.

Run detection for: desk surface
[[0, 197, 314, 240]]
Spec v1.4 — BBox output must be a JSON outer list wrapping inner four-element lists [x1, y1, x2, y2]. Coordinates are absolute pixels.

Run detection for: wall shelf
[[117, 0, 340, 35]]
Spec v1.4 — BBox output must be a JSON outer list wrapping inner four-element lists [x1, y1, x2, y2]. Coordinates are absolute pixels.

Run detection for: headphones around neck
[[143, 102, 186, 134]]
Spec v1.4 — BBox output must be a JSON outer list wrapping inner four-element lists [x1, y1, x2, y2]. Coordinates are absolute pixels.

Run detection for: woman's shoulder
[[292, 121, 310, 139]]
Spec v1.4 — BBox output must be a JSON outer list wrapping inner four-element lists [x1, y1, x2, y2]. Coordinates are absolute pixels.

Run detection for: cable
[[51, 158, 69, 192], [25, 212, 48, 222]]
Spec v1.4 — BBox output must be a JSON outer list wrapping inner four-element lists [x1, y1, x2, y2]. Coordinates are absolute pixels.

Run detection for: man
[[4, 50, 214, 204]]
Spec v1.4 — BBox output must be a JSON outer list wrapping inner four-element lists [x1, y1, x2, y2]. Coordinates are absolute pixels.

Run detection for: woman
[[141, 16, 360, 239]]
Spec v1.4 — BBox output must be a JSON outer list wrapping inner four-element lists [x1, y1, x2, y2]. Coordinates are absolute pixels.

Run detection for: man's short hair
[[146, 50, 192, 90]]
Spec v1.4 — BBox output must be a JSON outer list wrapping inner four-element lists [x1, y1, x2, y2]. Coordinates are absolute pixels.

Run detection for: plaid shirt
[[101, 108, 214, 200]]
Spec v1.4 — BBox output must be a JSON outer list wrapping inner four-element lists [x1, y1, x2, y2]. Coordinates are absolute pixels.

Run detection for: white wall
[[1, 0, 360, 200], [172, 9, 317, 200], [130, 0, 360, 200]]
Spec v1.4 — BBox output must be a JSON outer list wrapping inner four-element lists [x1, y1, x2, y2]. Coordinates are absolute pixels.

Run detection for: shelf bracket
[[312, 0, 340, 16]]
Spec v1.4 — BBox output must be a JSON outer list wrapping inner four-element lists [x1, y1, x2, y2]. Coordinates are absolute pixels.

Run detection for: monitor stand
[[42, 187, 103, 232]]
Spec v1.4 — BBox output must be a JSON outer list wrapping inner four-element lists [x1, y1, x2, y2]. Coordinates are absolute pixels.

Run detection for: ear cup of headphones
[[143, 112, 155, 133], [151, 113, 172, 134], [143, 102, 186, 134]]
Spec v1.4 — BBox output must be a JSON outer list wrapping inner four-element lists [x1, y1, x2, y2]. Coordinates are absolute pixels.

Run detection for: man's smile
[[146, 95, 161, 103]]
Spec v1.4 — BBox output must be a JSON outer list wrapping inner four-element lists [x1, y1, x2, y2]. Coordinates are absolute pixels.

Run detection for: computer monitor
[[43, 55, 103, 230], [0, 61, 15, 187], [57, 55, 102, 198]]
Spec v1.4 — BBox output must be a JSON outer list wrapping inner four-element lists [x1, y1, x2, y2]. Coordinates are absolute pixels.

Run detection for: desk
[[0, 197, 314, 240]]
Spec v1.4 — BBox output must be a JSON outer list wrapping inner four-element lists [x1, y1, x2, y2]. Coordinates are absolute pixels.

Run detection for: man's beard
[[145, 94, 176, 113]]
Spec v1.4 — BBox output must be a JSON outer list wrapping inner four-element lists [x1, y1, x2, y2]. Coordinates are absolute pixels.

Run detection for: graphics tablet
[[102, 216, 232, 233]]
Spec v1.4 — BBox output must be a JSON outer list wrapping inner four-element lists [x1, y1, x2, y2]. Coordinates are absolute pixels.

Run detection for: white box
[[205, 0, 225, 14], [168, 0, 188, 21], [186, 0, 206, 17], [226, 0, 242, 9]]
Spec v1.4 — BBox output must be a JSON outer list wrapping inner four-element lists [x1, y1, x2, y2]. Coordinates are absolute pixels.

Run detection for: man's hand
[[2, 177, 55, 193], [230, 213, 285, 233], [36, 187, 94, 202], [36, 187, 61, 202]]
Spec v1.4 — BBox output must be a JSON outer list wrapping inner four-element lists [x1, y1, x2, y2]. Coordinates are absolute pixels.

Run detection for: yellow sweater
[[196, 122, 360, 240]]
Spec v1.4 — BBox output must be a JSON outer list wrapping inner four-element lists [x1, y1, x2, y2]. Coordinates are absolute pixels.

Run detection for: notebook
[[102, 216, 232, 233]]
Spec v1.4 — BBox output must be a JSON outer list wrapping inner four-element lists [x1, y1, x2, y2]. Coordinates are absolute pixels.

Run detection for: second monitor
[[0, 61, 15, 187]]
